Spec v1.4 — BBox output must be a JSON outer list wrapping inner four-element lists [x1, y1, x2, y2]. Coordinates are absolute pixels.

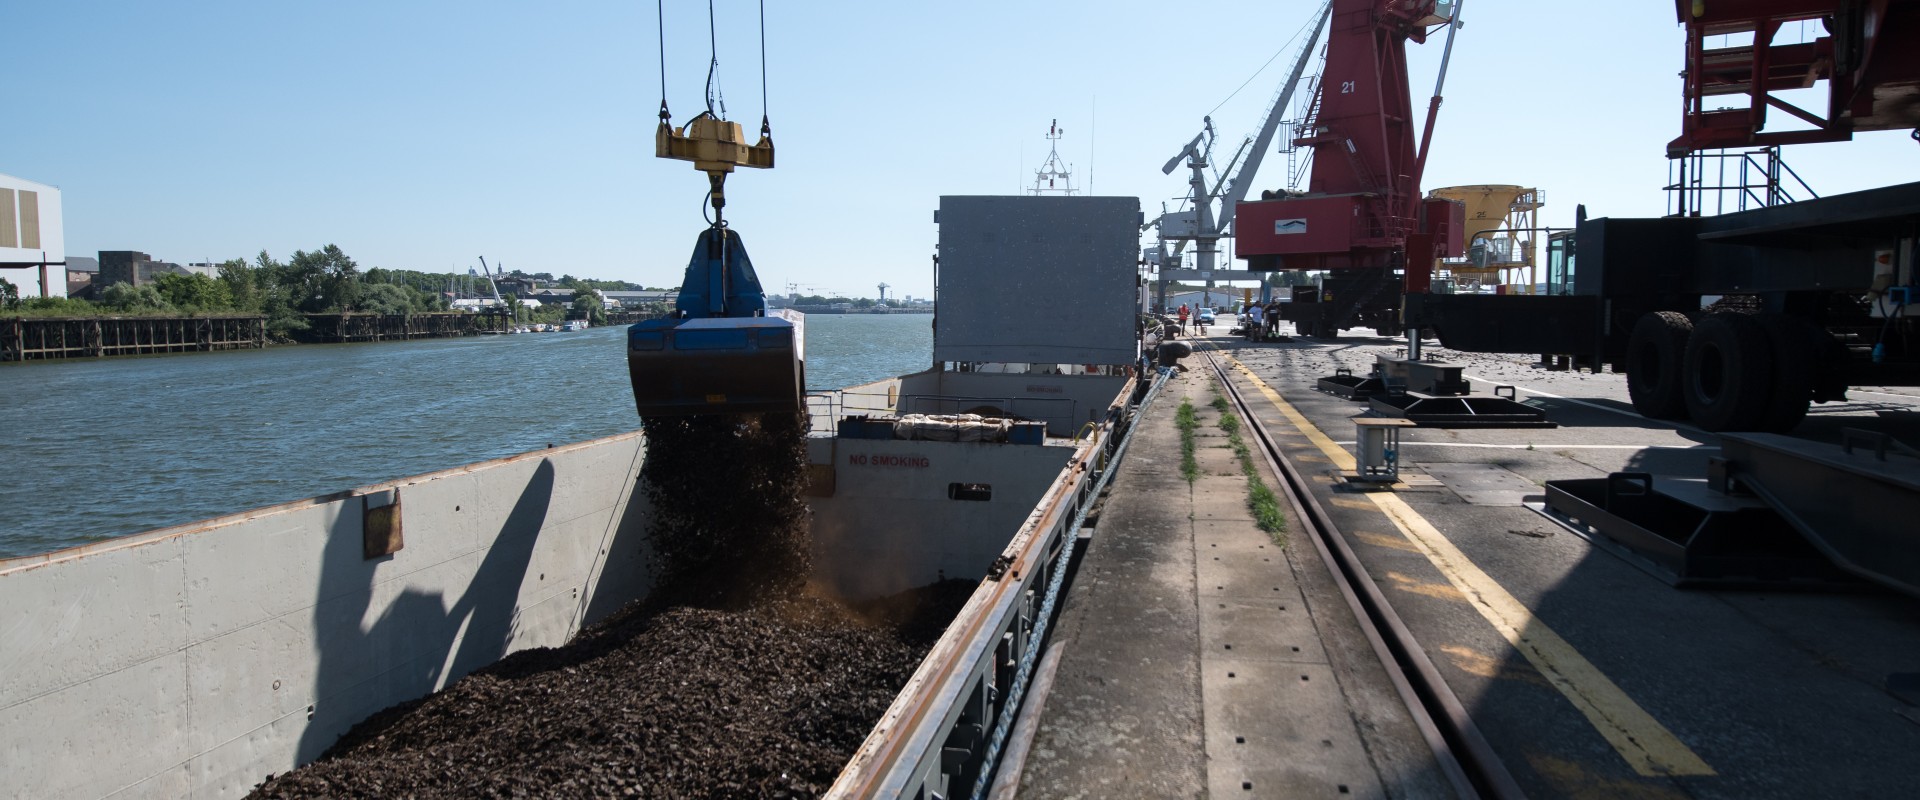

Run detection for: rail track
[[1197, 343, 1528, 800]]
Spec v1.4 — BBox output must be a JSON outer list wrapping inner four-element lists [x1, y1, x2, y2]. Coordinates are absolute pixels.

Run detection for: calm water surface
[[0, 313, 931, 557]]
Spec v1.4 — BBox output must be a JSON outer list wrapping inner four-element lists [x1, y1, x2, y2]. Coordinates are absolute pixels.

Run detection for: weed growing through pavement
[[1178, 399, 1200, 485], [1210, 387, 1287, 540]]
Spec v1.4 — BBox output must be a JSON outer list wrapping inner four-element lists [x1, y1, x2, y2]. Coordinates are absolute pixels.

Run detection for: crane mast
[[1232, 0, 1464, 338], [1151, 1, 1332, 306]]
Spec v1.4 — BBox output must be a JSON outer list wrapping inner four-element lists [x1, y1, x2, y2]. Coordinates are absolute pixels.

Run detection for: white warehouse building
[[0, 172, 66, 300]]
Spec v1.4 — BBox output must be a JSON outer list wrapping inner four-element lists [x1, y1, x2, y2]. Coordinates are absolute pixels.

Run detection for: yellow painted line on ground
[[1226, 361, 1356, 471], [1224, 355, 1717, 778]]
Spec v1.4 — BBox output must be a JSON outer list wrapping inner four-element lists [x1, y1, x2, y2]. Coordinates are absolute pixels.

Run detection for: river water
[[0, 313, 932, 558]]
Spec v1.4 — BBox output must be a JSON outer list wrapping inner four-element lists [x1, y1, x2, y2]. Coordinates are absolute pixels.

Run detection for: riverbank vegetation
[[0, 245, 664, 340]]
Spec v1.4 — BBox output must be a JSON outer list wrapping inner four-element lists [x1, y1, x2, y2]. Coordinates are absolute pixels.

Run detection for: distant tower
[[877, 282, 890, 303], [1029, 119, 1077, 196]]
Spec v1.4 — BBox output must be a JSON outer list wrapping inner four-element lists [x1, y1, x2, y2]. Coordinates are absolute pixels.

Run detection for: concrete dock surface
[[1017, 360, 1451, 799], [1016, 316, 1920, 798]]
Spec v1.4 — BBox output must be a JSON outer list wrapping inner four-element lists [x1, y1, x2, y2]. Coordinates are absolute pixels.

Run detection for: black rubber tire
[[1683, 313, 1774, 431], [1755, 313, 1817, 432], [1625, 311, 1693, 420]]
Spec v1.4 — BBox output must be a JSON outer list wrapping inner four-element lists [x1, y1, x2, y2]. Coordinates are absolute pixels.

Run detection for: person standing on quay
[[1177, 303, 1190, 334]]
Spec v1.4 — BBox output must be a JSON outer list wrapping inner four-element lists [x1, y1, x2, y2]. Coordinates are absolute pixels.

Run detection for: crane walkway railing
[[1666, 146, 1818, 217]]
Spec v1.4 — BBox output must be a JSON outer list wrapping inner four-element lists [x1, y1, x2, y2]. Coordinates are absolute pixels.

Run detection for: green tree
[[100, 282, 174, 313], [218, 258, 262, 311], [153, 272, 234, 311], [0, 278, 17, 310], [570, 288, 606, 323], [359, 283, 414, 315], [286, 244, 359, 311]]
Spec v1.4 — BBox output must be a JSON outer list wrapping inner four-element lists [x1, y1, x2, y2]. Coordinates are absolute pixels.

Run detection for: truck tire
[[1756, 313, 1817, 432], [1626, 311, 1693, 420], [1683, 313, 1773, 431]]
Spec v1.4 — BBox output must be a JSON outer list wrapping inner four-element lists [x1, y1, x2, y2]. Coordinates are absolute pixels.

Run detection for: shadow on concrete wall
[[295, 459, 554, 764], [580, 465, 658, 624]]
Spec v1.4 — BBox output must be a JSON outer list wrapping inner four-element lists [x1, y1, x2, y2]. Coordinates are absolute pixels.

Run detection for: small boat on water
[[563, 320, 590, 332]]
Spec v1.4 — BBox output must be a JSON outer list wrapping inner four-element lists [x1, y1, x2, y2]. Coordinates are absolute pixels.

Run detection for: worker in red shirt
[[1177, 303, 1190, 334]]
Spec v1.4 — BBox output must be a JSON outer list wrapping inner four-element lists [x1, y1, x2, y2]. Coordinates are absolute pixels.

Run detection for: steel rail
[[1198, 344, 1528, 800]]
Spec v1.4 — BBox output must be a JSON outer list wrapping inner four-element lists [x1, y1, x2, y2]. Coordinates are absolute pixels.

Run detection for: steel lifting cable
[[657, 0, 669, 122], [1207, 0, 1327, 118], [704, 0, 720, 116], [967, 367, 1174, 800], [660, 2, 769, 129], [759, 0, 770, 136]]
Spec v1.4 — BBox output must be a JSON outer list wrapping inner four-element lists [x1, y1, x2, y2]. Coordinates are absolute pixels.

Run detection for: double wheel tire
[[1682, 313, 1776, 431], [1627, 311, 1822, 432], [1626, 311, 1693, 420]]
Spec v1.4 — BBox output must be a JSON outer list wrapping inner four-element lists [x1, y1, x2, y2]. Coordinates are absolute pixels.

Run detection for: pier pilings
[[2, 311, 515, 362], [1, 315, 267, 362]]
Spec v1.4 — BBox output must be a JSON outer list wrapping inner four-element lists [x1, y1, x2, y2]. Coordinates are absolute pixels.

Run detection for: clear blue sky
[[7, 1, 1916, 299]]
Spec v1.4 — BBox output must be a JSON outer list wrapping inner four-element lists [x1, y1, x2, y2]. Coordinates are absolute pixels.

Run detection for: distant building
[[97, 251, 192, 289], [0, 172, 67, 298], [602, 289, 676, 308], [1165, 290, 1244, 313], [496, 276, 538, 297], [65, 256, 98, 298]]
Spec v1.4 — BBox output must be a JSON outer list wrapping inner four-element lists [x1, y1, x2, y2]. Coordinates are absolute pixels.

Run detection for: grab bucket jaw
[[627, 309, 805, 418]]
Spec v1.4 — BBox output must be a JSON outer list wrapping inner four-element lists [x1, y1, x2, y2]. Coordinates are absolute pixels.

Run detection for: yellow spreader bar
[[1224, 356, 1716, 778]]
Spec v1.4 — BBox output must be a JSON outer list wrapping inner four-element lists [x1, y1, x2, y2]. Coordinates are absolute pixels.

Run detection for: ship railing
[[804, 386, 900, 434]]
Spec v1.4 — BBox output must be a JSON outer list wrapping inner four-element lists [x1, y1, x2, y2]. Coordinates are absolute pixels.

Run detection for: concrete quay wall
[[0, 432, 658, 799]]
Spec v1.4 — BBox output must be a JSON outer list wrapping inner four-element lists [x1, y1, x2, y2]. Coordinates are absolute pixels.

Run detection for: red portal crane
[[1234, 0, 1464, 338]]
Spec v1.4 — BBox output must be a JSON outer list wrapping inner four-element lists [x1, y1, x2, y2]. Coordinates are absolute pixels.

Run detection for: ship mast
[[1028, 120, 1077, 196]]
